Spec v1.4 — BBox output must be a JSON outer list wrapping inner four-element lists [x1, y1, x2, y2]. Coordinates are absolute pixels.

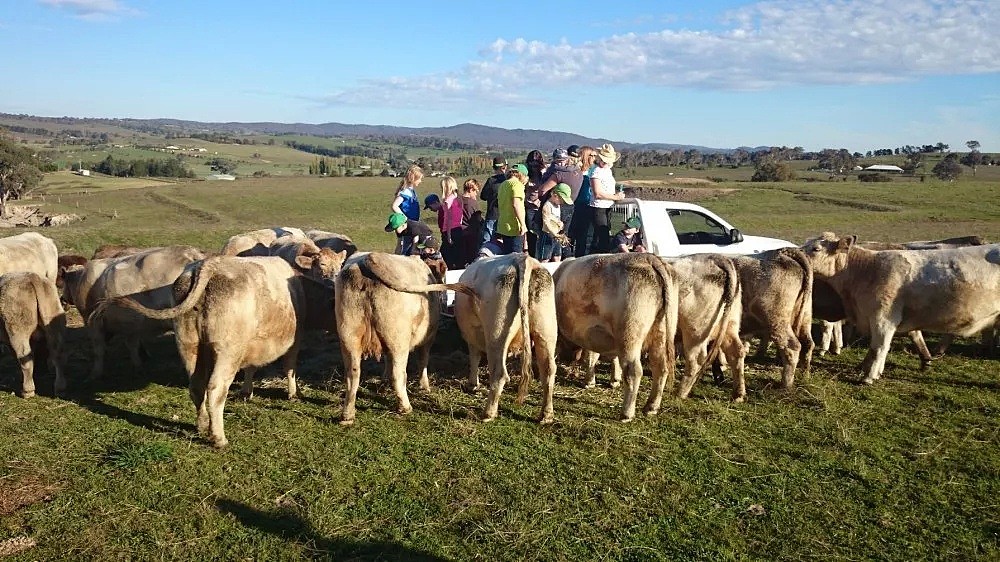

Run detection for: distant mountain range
[[1, 113, 763, 153]]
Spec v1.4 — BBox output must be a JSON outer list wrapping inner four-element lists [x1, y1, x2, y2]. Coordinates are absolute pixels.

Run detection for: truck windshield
[[666, 209, 729, 245]]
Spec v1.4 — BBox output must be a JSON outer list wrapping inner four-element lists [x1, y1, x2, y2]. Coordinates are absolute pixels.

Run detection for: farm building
[[864, 164, 904, 173]]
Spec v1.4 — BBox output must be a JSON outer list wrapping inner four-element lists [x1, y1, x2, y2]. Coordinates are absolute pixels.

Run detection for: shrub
[[859, 172, 892, 182]]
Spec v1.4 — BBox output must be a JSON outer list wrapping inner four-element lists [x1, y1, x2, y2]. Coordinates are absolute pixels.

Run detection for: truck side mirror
[[730, 229, 743, 243]]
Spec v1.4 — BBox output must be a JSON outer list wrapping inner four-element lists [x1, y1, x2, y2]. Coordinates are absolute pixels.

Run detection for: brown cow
[[729, 247, 814, 388], [269, 238, 346, 284], [103, 255, 335, 448], [0, 272, 67, 397], [665, 254, 745, 401], [336, 252, 474, 425], [92, 244, 145, 260], [553, 253, 679, 421], [62, 245, 205, 378], [802, 233, 1000, 384], [56, 255, 88, 291], [455, 254, 558, 423]]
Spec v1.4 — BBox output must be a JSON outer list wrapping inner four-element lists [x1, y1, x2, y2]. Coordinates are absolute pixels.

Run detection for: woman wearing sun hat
[[588, 143, 626, 253]]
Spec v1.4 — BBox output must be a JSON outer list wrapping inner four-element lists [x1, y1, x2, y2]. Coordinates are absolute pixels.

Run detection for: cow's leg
[[934, 334, 953, 357], [619, 351, 644, 422], [125, 334, 143, 368], [10, 335, 35, 398], [752, 337, 771, 362], [340, 343, 362, 426], [862, 319, 897, 384], [610, 356, 622, 388], [482, 343, 509, 422], [725, 336, 748, 403], [798, 325, 814, 377], [464, 345, 483, 392], [188, 358, 210, 436], [642, 346, 669, 416], [908, 330, 933, 370], [282, 342, 302, 400], [533, 334, 557, 424], [676, 342, 709, 399], [415, 344, 431, 393], [239, 368, 256, 400], [88, 324, 106, 380], [773, 328, 801, 389], [583, 350, 599, 388], [832, 321, 844, 354], [387, 348, 413, 416], [204, 355, 239, 448]]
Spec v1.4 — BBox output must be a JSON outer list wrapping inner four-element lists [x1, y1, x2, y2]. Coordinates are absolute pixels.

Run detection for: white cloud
[[319, 0, 999, 109], [39, 0, 138, 21]]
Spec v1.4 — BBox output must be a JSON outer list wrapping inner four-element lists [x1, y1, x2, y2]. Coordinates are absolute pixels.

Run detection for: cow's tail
[[362, 253, 478, 299], [514, 254, 534, 403], [29, 274, 67, 356], [647, 255, 679, 362], [695, 255, 740, 379], [783, 247, 814, 370], [88, 258, 215, 323]]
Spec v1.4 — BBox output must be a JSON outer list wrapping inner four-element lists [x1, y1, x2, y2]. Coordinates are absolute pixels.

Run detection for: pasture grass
[[0, 174, 998, 560]]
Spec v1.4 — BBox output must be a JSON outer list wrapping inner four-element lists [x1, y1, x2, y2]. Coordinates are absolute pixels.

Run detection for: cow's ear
[[295, 255, 312, 269], [336, 250, 347, 260], [837, 235, 857, 252]]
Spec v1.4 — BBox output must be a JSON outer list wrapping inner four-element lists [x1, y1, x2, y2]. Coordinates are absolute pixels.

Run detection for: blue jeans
[[499, 234, 524, 254], [536, 232, 561, 261], [480, 219, 497, 247]]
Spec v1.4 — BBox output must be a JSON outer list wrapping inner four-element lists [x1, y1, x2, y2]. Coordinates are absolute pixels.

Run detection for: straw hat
[[597, 143, 618, 164]]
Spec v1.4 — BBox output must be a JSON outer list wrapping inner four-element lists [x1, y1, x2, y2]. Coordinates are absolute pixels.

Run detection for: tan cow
[[220, 227, 306, 257], [553, 253, 679, 421], [0, 272, 67, 397], [455, 253, 558, 423], [729, 247, 814, 388], [666, 254, 745, 401], [306, 229, 358, 257], [269, 238, 346, 284], [62, 245, 205, 378], [802, 232, 1000, 384], [0, 232, 58, 282], [336, 252, 475, 425], [103, 255, 335, 448]]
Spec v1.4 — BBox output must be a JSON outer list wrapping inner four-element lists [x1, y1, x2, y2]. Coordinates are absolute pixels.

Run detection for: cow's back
[[0, 232, 58, 281]]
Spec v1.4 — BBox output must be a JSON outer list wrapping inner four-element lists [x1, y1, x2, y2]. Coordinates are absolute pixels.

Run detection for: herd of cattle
[[1, 227, 997, 448]]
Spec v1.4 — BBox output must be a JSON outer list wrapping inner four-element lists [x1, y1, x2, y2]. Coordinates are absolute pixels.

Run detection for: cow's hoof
[[481, 414, 497, 423], [239, 393, 253, 402], [538, 414, 554, 425], [732, 395, 746, 404], [610, 381, 622, 389], [861, 376, 876, 385], [397, 406, 413, 415], [209, 438, 229, 449], [583, 381, 596, 390], [21, 391, 35, 399], [339, 417, 355, 427], [462, 383, 481, 394], [920, 361, 933, 371], [620, 416, 635, 423], [642, 408, 658, 417]]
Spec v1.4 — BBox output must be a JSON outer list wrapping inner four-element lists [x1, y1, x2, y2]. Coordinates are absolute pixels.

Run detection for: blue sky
[[1, 0, 998, 152]]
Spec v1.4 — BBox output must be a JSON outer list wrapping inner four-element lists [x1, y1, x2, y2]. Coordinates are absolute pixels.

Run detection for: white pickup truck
[[442, 198, 794, 306]]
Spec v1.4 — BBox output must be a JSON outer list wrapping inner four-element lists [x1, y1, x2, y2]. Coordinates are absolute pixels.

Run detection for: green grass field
[[1, 173, 998, 560]]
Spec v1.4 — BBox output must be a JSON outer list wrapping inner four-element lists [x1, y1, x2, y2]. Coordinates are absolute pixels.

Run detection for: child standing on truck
[[588, 144, 626, 254]]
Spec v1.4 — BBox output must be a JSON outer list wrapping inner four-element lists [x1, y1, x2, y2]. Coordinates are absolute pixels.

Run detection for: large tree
[[0, 137, 44, 218], [931, 153, 962, 181], [963, 140, 983, 176]]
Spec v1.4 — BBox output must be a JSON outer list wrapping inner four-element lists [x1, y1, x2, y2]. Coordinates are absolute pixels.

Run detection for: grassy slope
[[0, 174, 998, 560]]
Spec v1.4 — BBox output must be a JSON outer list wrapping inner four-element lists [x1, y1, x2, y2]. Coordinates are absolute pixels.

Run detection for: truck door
[[665, 208, 739, 255]]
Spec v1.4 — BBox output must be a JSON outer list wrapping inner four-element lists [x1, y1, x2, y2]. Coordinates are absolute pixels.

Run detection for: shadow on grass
[[216, 498, 452, 561], [72, 395, 192, 437]]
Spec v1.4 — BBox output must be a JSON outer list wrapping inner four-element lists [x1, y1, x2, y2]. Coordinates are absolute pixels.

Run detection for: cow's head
[[420, 254, 448, 284], [296, 248, 348, 285], [60, 264, 87, 306], [802, 232, 857, 278]]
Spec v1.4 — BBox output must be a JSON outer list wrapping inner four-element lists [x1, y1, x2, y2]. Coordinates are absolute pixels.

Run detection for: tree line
[[84, 155, 195, 178]]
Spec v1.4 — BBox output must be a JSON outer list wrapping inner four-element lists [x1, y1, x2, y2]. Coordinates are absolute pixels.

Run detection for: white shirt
[[589, 165, 617, 209]]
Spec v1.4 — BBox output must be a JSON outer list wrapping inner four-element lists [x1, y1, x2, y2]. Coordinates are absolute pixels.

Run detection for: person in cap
[[478, 156, 507, 248], [535, 147, 584, 258], [391, 165, 423, 221], [385, 212, 433, 256], [536, 182, 574, 262], [587, 143, 626, 254], [612, 216, 646, 254], [496, 163, 529, 254]]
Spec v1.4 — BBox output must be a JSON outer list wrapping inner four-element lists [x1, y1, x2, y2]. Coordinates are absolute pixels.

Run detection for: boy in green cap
[[385, 212, 433, 255], [536, 182, 574, 262], [612, 216, 646, 253]]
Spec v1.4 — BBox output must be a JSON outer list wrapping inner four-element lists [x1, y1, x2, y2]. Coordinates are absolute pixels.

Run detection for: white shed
[[864, 165, 904, 173]]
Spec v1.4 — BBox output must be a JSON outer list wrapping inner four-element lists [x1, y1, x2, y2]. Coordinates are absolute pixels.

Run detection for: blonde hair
[[463, 178, 480, 194], [398, 165, 423, 192], [440, 176, 458, 199], [506, 169, 527, 184], [578, 146, 597, 171]]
